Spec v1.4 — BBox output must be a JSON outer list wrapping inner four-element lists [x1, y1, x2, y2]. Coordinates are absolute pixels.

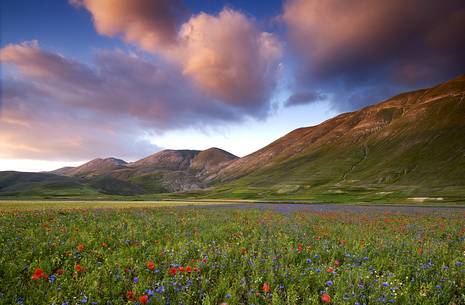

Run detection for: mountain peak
[[190, 147, 238, 172], [131, 149, 201, 171], [53, 157, 128, 177]]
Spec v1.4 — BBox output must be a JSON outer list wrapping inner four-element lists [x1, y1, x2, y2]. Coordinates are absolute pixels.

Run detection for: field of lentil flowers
[[0, 204, 464, 305]]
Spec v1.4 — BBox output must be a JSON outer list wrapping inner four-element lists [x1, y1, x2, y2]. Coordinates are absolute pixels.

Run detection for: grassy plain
[[0, 201, 464, 304]]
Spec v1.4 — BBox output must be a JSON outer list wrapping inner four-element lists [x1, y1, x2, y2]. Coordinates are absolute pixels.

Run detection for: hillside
[[53, 157, 128, 177], [0, 148, 238, 197], [201, 75, 465, 203]]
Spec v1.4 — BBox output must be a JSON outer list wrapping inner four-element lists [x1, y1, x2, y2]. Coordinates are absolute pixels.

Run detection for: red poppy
[[298, 243, 303, 253], [169, 267, 177, 275], [202, 258, 208, 263], [139, 295, 149, 304], [147, 261, 155, 270], [186, 265, 192, 273], [31, 268, 47, 280], [178, 266, 185, 272], [194, 267, 200, 273], [101, 242, 108, 248], [321, 293, 331, 303], [327, 267, 334, 273], [77, 243, 85, 252], [75, 264, 84, 273], [417, 247, 423, 255], [127, 290, 135, 301], [262, 282, 270, 293], [334, 260, 341, 267], [124, 267, 130, 273]]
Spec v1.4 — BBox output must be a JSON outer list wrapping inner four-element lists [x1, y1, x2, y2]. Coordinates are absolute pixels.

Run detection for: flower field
[[0, 206, 464, 305]]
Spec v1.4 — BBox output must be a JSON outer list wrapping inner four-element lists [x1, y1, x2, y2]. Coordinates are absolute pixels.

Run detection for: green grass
[[0, 204, 464, 304]]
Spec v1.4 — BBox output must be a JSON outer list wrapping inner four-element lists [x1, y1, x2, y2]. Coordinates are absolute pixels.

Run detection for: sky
[[1, 0, 464, 172]]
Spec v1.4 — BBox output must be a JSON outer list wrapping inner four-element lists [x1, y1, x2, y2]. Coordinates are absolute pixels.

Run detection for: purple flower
[[49, 275, 57, 283], [156, 286, 165, 293], [326, 280, 333, 286], [133, 277, 139, 283], [146, 289, 154, 296]]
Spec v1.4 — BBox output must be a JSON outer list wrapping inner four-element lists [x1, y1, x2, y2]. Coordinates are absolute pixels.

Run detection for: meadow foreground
[[0, 204, 464, 305]]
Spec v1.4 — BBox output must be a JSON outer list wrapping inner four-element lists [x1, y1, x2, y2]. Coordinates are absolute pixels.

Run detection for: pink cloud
[[174, 9, 282, 109], [71, 0, 183, 51], [282, 0, 465, 109], [75, 1, 282, 111]]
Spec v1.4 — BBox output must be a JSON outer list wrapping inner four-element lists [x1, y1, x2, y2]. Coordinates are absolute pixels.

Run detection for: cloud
[[75, 1, 282, 114], [0, 41, 274, 160], [70, 0, 184, 51], [174, 9, 282, 111], [282, 0, 465, 110], [285, 90, 326, 107]]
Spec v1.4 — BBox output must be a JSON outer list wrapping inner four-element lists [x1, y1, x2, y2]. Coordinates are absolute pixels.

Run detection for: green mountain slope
[[202, 75, 465, 203]]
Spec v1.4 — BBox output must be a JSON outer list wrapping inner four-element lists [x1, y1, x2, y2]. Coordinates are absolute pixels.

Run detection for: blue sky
[[1, 0, 464, 171]]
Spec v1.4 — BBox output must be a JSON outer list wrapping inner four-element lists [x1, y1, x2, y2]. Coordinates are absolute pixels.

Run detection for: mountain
[[53, 157, 128, 177], [191, 147, 238, 173], [0, 147, 238, 197], [116, 148, 238, 192], [204, 75, 465, 203], [0, 75, 464, 202]]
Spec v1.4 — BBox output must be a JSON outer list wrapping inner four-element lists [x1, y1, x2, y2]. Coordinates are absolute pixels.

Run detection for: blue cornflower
[[146, 289, 154, 297], [133, 277, 139, 283], [225, 293, 232, 299], [306, 259, 313, 263], [156, 286, 165, 293], [377, 296, 386, 302], [49, 275, 57, 283], [62, 302, 69, 305], [456, 261, 463, 267], [316, 268, 321, 273], [382, 282, 389, 287], [326, 280, 333, 286]]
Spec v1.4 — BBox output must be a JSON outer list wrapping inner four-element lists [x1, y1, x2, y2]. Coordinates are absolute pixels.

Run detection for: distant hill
[[53, 157, 128, 177], [0, 147, 238, 197], [1, 75, 464, 203]]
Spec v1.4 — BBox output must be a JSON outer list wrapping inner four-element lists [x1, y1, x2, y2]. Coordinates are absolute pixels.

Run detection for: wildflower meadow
[[0, 206, 464, 304]]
